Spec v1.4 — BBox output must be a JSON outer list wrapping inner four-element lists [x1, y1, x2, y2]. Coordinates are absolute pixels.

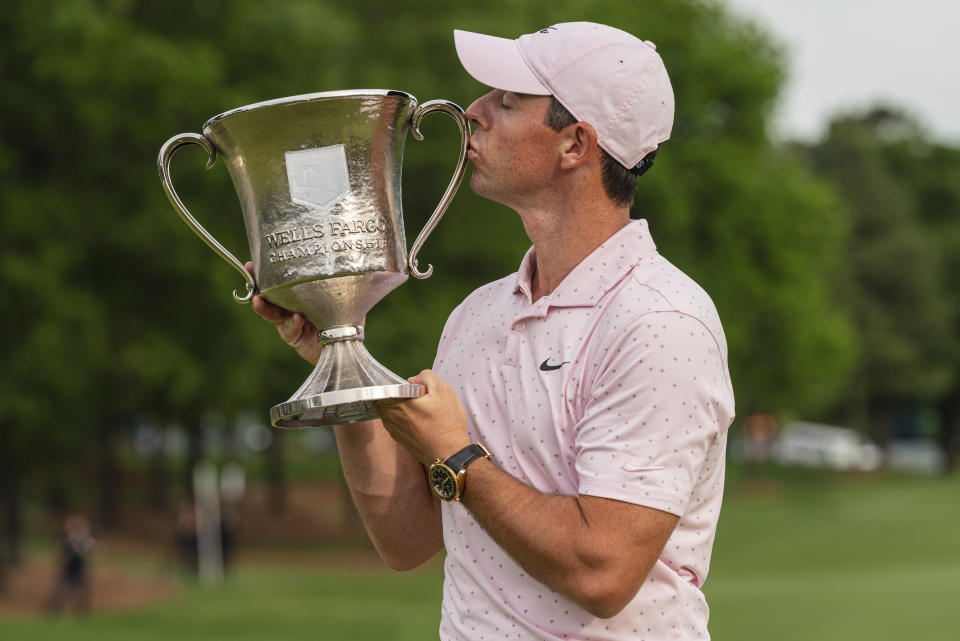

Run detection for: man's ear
[[558, 121, 599, 170]]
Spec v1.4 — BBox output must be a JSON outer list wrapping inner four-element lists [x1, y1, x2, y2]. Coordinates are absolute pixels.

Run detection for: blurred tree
[[899, 138, 960, 472], [0, 0, 306, 537], [800, 108, 959, 468], [0, 0, 861, 561]]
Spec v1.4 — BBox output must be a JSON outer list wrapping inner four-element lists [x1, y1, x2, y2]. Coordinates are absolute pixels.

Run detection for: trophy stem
[[270, 325, 422, 428]]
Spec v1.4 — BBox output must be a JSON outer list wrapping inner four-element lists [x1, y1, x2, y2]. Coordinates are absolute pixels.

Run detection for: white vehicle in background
[[772, 421, 883, 471]]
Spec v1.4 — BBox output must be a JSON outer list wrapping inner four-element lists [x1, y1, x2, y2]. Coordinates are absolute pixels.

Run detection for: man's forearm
[[460, 457, 677, 618], [334, 420, 442, 570]]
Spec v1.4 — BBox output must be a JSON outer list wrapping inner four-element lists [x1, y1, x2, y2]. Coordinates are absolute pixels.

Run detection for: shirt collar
[[513, 219, 658, 308]]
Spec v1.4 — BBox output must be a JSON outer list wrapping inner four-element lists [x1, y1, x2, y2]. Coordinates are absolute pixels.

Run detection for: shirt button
[[514, 321, 526, 331]]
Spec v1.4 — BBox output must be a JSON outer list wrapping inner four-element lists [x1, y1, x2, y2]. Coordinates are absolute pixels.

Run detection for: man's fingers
[[247, 262, 321, 365], [407, 370, 447, 396], [277, 314, 308, 345], [251, 294, 291, 324], [247, 264, 295, 325], [251, 294, 309, 345], [415, 369, 440, 388]]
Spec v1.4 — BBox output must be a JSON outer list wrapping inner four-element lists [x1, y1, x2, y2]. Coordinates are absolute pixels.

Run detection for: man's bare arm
[[460, 458, 677, 618], [332, 421, 442, 570], [248, 263, 442, 569]]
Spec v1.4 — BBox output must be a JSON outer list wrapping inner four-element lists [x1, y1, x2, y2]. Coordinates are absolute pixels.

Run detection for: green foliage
[[800, 108, 960, 433], [0, 0, 868, 495]]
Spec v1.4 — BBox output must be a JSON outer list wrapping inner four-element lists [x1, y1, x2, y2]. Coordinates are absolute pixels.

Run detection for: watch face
[[430, 464, 458, 501]]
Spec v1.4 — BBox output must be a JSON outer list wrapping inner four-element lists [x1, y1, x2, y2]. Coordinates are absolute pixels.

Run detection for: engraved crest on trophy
[[158, 90, 469, 427], [285, 145, 351, 209]]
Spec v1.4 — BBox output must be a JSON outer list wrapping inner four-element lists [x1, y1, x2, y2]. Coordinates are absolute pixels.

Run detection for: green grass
[[0, 565, 442, 641], [2, 468, 958, 640], [706, 469, 960, 640]]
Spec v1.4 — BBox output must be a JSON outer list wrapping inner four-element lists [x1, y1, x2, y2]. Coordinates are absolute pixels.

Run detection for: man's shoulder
[[620, 251, 724, 336], [590, 253, 734, 404], [587, 251, 728, 369], [434, 272, 517, 368], [438, 272, 517, 338], [455, 272, 518, 313]]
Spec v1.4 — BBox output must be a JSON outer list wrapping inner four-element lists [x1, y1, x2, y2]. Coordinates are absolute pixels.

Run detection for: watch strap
[[444, 443, 490, 473]]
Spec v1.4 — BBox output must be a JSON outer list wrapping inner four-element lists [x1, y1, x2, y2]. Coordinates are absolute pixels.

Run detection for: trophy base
[[270, 329, 423, 428]]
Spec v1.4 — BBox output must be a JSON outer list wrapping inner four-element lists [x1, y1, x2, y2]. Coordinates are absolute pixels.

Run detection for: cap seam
[[597, 54, 656, 137], [596, 55, 660, 165]]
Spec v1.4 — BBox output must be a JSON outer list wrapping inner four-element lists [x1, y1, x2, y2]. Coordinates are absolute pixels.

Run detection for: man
[[254, 22, 734, 641], [45, 514, 95, 615]]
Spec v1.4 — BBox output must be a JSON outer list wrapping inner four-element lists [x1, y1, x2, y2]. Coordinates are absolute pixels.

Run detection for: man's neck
[[520, 200, 631, 302]]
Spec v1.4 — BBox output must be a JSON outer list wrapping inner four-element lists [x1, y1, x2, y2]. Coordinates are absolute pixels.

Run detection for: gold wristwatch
[[428, 443, 491, 502]]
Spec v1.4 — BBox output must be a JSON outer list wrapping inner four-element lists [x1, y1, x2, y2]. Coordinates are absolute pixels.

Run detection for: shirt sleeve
[[574, 310, 734, 516]]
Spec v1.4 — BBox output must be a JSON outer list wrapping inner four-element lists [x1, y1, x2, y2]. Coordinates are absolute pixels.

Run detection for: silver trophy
[[157, 90, 468, 428]]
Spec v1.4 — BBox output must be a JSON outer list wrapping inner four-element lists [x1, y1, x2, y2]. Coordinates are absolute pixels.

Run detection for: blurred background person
[[44, 514, 95, 616]]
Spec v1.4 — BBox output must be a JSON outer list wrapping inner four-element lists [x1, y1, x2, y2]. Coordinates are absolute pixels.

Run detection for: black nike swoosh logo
[[539, 358, 569, 371]]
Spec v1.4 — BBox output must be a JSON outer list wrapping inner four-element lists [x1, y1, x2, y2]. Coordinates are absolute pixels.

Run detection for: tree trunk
[[45, 473, 68, 524], [97, 419, 121, 531], [1, 472, 23, 569], [937, 391, 959, 474], [146, 451, 170, 508], [845, 374, 871, 434], [184, 418, 203, 499], [869, 405, 895, 452], [0, 425, 23, 590], [266, 432, 286, 514]]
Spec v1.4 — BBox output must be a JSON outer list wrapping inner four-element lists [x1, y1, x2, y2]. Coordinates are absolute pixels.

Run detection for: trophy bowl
[[158, 89, 469, 427]]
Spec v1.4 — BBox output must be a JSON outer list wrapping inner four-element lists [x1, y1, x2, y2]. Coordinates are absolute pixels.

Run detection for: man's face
[[464, 90, 560, 209]]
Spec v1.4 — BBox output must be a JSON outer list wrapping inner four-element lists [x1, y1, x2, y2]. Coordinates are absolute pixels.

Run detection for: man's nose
[[464, 91, 494, 130]]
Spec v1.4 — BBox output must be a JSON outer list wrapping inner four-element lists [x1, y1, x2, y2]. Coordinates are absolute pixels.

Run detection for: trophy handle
[[407, 100, 470, 279], [157, 133, 256, 303]]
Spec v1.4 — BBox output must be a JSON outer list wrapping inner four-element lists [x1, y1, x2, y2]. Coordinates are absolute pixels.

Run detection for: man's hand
[[376, 369, 472, 465], [246, 261, 322, 365]]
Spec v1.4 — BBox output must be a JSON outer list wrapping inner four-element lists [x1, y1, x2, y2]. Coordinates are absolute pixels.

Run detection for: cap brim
[[454, 29, 551, 95]]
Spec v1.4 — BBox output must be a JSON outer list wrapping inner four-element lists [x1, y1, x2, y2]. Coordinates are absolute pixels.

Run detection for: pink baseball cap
[[454, 22, 675, 169]]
